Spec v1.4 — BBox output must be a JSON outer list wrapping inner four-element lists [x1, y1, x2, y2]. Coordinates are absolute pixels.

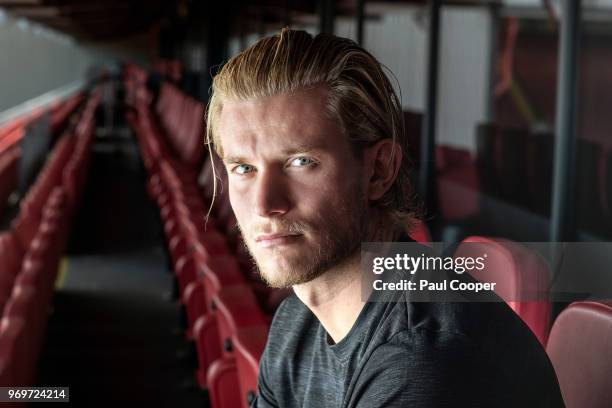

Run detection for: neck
[[293, 249, 367, 344], [292, 214, 403, 344]]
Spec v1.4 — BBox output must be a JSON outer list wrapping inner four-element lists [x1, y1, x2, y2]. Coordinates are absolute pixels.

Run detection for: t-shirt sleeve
[[349, 329, 563, 408]]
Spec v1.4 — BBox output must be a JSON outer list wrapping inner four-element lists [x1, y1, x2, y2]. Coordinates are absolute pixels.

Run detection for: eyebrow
[[222, 144, 324, 165]]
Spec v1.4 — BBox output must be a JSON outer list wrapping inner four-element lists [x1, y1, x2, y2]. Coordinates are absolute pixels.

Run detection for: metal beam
[[550, 0, 581, 242], [419, 0, 441, 217], [318, 0, 335, 34], [356, 0, 365, 45], [484, 3, 499, 122]]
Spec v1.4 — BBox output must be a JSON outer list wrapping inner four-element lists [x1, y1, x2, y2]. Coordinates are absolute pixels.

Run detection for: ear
[[364, 139, 402, 201]]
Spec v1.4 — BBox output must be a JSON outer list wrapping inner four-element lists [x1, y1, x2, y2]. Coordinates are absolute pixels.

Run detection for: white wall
[[358, 6, 491, 151], [0, 9, 152, 112], [436, 7, 492, 150]]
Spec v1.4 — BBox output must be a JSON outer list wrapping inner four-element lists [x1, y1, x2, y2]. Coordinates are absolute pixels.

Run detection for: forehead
[[216, 86, 347, 159]]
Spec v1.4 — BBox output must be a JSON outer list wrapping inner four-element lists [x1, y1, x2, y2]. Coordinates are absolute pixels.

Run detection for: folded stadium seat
[[154, 186, 203, 220], [0, 146, 20, 218], [233, 325, 270, 408], [11, 213, 38, 257], [0, 274, 14, 315], [408, 219, 431, 243], [190, 257, 258, 388], [166, 222, 229, 276], [14, 249, 56, 310], [179, 252, 247, 339], [161, 196, 228, 246], [454, 236, 551, 345], [212, 285, 269, 359], [62, 139, 92, 219], [39, 188, 70, 250], [140, 125, 174, 172], [16, 134, 75, 223], [0, 317, 28, 388], [159, 159, 199, 191], [13, 192, 66, 307], [546, 301, 612, 408], [12, 143, 72, 248], [0, 233, 24, 294], [193, 312, 222, 389], [50, 93, 84, 136], [62, 161, 82, 215], [205, 285, 268, 404], [184, 252, 246, 320], [3, 286, 42, 386], [206, 356, 241, 408], [13, 185, 66, 253]]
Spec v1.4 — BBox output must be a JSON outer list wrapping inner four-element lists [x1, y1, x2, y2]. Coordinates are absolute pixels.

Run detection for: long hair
[[206, 28, 419, 227]]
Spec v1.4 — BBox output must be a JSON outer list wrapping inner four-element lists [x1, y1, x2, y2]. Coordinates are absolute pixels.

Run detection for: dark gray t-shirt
[[253, 245, 564, 407]]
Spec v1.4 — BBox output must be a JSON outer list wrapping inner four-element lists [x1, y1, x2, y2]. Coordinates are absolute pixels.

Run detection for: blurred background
[[0, 1, 611, 407], [3, 0, 609, 242]]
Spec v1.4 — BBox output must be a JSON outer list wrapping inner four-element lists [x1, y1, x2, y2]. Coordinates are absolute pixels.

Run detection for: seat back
[[408, 220, 431, 244], [0, 146, 20, 217], [212, 285, 267, 358], [546, 301, 612, 408], [233, 325, 269, 408], [455, 236, 551, 344], [0, 317, 27, 386]]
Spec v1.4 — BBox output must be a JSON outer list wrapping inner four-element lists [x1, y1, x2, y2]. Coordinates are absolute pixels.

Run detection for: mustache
[[240, 219, 310, 237]]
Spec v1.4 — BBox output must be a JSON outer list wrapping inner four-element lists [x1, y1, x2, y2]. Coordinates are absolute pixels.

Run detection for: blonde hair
[[206, 28, 419, 227]]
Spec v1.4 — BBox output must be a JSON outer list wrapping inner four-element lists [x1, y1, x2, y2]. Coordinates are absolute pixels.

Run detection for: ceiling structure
[[0, 0, 169, 41], [0, 0, 502, 42], [4, 0, 610, 43]]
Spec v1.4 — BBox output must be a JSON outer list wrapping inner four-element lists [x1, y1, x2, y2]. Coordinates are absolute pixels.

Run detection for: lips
[[254, 233, 302, 248]]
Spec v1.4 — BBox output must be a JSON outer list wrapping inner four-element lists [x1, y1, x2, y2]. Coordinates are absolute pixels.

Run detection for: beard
[[237, 183, 369, 289]]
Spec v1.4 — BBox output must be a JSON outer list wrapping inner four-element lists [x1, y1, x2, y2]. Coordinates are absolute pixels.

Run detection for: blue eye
[[289, 157, 316, 167], [234, 164, 255, 175]]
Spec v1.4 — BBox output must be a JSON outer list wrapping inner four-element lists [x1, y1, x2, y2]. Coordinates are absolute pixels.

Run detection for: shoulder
[[350, 300, 564, 407], [351, 325, 563, 407]]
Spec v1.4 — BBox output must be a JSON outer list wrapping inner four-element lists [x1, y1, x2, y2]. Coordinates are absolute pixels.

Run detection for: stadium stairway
[[33, 108, 208, 407]]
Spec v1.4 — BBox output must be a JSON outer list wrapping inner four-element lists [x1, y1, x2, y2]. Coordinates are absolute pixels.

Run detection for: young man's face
[[217, 87, 369, 288]]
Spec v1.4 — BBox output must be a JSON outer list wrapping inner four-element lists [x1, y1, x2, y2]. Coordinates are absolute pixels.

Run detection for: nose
[[253, 167, 290, 218]]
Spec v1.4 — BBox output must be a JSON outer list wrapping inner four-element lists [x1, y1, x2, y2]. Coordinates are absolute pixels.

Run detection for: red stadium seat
[[546, 301, 612, 408], [206, 356, 241, 408], [205, 286, 267, 407], [455, 236, 551, 345], [0, 233, 24, 295], [3, 286, 44, 385], [193, 284, 266, 391], [193, 313, 222, 389], [408, 220, 431, 243], [211, 286, 268, 371], [0, 317, 28, 388], [233, 325, 269, 408], [0, 146, 20, 217]]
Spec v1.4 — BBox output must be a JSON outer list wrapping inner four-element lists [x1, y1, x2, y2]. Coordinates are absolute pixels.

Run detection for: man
[[206, 29, 564, 407]]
